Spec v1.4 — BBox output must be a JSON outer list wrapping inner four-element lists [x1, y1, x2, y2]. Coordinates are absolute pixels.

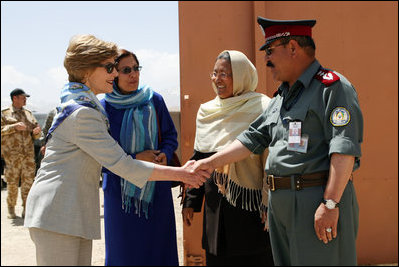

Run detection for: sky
[[1, 1, 180, 114]]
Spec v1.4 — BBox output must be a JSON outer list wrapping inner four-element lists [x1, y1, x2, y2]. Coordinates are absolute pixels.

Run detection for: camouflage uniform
[[1, 105, 41, 214]]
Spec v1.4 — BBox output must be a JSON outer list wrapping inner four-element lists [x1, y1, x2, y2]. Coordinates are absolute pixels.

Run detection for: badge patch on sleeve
[[330, 107, 350, 126]]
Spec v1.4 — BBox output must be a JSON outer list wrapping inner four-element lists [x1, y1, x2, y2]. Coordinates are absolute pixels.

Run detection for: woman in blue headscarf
[[24, 35, 208, 267], [100, 49, 179, 265]]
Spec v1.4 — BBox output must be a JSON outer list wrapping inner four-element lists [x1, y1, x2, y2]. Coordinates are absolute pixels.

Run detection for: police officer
[[192, 17, 363, 266], [1, 88, 42, 219]]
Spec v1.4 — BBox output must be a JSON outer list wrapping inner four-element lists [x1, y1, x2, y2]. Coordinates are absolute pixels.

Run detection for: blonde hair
[[63, 34, 118, 82]]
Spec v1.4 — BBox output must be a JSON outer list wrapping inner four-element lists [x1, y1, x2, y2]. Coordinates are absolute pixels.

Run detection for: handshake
[[169, 139, 247, 188], [176, 158, 215, 189]]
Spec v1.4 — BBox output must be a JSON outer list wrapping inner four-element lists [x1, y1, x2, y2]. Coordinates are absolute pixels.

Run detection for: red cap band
[[265, 25, 312, 42]]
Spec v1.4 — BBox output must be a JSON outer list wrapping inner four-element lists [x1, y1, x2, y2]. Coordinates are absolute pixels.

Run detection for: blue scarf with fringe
[[104, 83, 157, 219]]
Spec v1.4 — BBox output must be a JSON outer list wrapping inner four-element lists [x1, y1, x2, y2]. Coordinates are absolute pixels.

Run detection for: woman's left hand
[[154, 152, 167, 165], [261, 211, 269, 231], [136, 150, 160, 162]]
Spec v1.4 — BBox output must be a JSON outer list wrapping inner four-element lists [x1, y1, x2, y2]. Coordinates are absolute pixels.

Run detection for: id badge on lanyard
[[287, 121, 308, 153]]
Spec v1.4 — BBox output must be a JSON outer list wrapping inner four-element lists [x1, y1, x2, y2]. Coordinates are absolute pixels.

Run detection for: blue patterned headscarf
[[105, 82, 157, 219], [47, 82, 109, 141]]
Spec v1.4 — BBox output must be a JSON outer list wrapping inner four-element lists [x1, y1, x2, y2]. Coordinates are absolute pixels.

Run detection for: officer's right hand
[[15, 122, 27, 131], [180, 160, 209, 189], [182, 207, 194, 226], [190, 158, 215, 175]]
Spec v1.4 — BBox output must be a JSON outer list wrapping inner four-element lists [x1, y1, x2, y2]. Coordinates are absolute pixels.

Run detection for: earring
[[82, 74, 88, 84]]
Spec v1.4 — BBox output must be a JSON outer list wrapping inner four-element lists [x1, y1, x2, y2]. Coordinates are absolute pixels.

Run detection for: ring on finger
[[326, 227, 332, 233]]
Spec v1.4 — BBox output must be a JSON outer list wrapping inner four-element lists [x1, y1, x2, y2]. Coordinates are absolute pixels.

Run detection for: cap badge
[[330, 107, 350, 126]]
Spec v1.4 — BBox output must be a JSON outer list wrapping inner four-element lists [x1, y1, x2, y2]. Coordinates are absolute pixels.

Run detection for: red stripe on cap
[[265, 25, 312, 41]]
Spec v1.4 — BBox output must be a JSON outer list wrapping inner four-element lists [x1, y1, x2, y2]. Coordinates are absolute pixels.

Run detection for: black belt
[[266, 171, 329, 191]]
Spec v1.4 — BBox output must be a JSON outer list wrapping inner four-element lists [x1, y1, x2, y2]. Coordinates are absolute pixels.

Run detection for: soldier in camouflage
[[1, 88, 42, 219]]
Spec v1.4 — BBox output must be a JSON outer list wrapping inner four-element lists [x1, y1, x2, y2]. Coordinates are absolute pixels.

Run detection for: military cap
[[10, 88, 30, 98], [257, 16, 316, 50]]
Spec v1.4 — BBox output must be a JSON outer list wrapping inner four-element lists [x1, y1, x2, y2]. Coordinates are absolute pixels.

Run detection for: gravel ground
[[2, 181, 397, 266], [1, 183, 184, 266]]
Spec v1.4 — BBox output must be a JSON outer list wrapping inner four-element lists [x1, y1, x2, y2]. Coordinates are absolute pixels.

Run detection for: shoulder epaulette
[[314, 67, 340, 86]]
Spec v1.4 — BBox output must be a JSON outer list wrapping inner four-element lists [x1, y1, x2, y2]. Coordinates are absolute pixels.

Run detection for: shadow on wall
[[170, 111, 181, 160]]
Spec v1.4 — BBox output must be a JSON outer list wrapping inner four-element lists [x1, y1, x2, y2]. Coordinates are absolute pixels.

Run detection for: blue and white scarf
[[105, 83, 157, 219], [47, 82, 109, 142]]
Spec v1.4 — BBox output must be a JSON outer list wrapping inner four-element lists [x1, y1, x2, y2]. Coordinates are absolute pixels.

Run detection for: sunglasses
[[265, 43, 285, 56], [118, 65, 142, 74], [94, 62, 116, 74]]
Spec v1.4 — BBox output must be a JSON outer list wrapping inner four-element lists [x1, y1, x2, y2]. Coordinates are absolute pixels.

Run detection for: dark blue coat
[[100, 92, 179, 266]]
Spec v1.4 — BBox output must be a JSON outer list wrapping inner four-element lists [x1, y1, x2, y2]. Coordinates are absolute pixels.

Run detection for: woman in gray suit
[[24, 34, 209, 266]]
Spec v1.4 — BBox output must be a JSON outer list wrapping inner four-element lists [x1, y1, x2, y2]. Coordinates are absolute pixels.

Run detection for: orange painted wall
[[179, 1, 398, 265]]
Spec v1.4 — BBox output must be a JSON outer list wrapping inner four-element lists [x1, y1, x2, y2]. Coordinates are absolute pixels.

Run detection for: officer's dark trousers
[[267, 180, 359, 266]]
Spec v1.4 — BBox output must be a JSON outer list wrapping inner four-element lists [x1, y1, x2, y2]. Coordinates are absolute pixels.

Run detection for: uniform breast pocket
[[284, 104, 308, 123], [4, 116, 18, 124], [284, 106, 310, 153]]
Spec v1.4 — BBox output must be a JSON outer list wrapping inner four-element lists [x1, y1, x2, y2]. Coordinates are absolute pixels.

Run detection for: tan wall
[[179, 1, 398, 265]]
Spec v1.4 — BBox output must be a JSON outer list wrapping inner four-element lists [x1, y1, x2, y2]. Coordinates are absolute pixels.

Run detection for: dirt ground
[[1, 183, 184, 266], [2, 181, 397, 266]]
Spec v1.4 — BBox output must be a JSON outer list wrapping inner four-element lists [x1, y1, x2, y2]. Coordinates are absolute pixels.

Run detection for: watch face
[[325, 199, 336, 209], [326, 201, 335, 209]]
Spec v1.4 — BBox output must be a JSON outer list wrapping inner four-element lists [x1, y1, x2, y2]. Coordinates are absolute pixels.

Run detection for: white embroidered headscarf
[[194, 50, 271, 212]]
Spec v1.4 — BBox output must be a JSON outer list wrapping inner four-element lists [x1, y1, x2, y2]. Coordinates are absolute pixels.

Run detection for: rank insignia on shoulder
[[330, 107, 350, 126], [315, 67, 340, 86]]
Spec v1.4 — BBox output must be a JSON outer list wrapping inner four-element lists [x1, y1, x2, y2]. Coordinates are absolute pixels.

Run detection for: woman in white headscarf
[[182, 50, 274, 265]]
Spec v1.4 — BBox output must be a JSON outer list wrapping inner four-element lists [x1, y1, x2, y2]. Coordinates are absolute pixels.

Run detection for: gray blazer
[[24, 106, 154, 240]]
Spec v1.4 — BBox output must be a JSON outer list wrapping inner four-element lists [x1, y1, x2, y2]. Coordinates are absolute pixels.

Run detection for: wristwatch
[[322, 199, 339, 209]]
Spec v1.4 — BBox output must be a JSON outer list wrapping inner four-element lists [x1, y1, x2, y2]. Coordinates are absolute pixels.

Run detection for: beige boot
[[7, 206, 16, 219]]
